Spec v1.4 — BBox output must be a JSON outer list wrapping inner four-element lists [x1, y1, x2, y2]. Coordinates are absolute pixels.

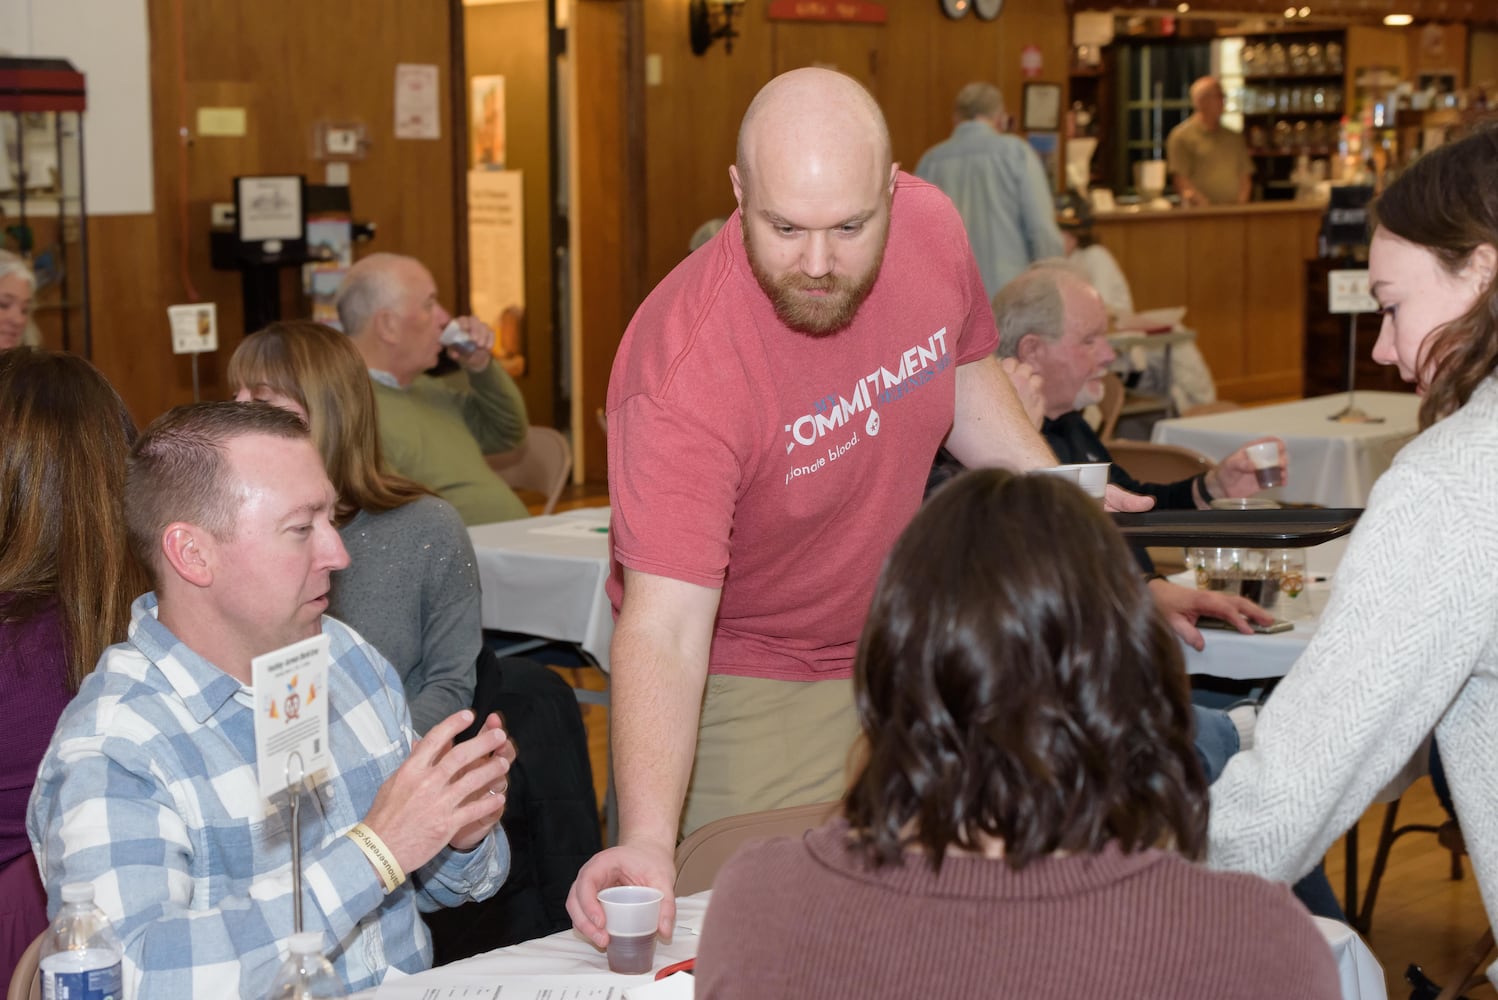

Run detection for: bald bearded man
[[568, 69, 1151, 942]]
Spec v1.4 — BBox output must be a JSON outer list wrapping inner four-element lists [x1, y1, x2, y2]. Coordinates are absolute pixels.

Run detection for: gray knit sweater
[[328, 495, 481, 734], [1209, 376, 1498, 982], [695, 819, 1339, 999]]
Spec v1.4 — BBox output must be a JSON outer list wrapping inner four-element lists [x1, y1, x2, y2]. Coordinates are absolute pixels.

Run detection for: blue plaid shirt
[[27, 594, 509, 997]]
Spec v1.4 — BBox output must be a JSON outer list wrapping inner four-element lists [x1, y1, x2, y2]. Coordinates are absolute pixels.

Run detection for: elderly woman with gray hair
[[0, 250, 37, 350]]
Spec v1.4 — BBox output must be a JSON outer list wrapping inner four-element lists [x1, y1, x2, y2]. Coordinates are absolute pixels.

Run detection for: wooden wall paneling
[[769, 20, 881, 88], [1182, 216, 1247, 387], [641, 0, 771, 287], [1408, 22, 1469, 87], [573, 0, 645, 482], [86, 215, 167, 425], [108, 0, 456, 427], [1472, 28, 1498, 88], [1106, 217, 1189, 318], [465, 0, 556, 426], [1241, 212, 1315, 392]]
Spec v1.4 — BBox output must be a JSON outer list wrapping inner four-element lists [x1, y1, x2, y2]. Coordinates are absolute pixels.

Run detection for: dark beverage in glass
[[1239, 575, 1280, 609]]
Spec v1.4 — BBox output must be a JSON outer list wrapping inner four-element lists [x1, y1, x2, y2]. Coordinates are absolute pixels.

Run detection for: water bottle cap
[[59, 883, 95, 904], [288, 931, 324, 955]]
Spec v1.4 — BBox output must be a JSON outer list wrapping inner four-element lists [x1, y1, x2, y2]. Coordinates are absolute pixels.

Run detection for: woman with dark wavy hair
[[1, 347, 146, 985], [695, 470, 1337, 999], [1208, 123, 1498, 976]]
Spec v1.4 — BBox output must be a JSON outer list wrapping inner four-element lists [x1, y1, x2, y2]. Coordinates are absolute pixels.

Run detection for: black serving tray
[[1110, 508, 1362, 548]]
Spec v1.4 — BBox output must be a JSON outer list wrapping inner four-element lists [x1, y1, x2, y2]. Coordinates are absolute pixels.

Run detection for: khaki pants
[[679, 674, 860, 838]]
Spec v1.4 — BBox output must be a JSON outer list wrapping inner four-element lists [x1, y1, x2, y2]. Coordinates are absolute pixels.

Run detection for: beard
[[743, 220, 888, 338], [1073, 374, 1106, 411]]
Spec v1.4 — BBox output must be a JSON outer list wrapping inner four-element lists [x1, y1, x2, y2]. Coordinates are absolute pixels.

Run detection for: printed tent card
[[252, 634, 332, 799]]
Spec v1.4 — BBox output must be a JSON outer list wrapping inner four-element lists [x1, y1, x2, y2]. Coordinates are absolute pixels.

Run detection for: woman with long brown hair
[[0, 347, 145, 983], [694, 470, 1337, 999], [1207, 124, 1498, 972], [228, 320, 479, 734]]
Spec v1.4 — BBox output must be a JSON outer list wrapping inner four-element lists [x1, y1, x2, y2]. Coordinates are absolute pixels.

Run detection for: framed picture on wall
[[1022, 82, 1062, 132]]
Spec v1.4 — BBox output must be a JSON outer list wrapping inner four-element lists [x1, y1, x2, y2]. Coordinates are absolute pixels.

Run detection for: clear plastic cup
[[598, 886, 663, 974]]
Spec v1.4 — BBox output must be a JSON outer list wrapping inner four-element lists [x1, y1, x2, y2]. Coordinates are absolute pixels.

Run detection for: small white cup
[[599, 885, 663, 974], [1044, 463, 1109, 500], [439, 319, 479, 356], [1244, 441, 1284, 489]]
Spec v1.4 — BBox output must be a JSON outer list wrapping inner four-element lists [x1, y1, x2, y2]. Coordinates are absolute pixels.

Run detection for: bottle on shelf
[[39, 882, 124, 1000], [267, 932, 346, 1000]]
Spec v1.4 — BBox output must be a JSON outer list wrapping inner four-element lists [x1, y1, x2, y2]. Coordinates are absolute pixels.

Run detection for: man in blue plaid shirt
[[27, 402, 513, 997]]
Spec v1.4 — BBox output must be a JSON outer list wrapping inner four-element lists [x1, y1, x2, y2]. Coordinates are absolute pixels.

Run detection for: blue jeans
[[1192, 703, 1346, 921], [1192, 705, 1240, 783]]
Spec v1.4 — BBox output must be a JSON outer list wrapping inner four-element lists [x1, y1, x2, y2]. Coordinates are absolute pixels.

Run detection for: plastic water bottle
[[266, 932, 346, 1000], [39, 882, 123, 1000]]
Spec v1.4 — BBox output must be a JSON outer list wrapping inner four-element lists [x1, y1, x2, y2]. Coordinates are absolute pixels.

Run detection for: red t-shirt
[[607, 174, 997, 681]]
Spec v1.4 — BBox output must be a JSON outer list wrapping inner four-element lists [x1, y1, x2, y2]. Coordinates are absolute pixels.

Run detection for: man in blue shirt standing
[[28, 402, 513, 997], [916, 82, 1066, 300]]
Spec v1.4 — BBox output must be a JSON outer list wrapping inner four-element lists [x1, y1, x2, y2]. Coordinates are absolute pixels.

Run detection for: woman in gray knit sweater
[[696, 470, 1338, 999], [229, 321, 481, 734], [1207, 125, 1498, 984]]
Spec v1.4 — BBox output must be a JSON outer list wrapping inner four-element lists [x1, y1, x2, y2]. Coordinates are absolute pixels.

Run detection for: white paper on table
[[673, 909, 708, 937], [374, 974, 629, 999], [623, 973, 695, 1000], [529, 521, 611, 540]]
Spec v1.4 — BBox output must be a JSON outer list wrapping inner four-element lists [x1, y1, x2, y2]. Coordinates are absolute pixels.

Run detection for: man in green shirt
[[338, 253, 530, 525], [1166, 77, 1253, 207]]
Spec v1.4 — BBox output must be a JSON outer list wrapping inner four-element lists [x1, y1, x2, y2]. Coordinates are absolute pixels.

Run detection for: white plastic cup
[[1036, 466, 1080, 487], [1245, 441, 1285, 489], [1042, 463, 1109, 500], [439, 319, 479, 356], [598, 885, 663, 974]]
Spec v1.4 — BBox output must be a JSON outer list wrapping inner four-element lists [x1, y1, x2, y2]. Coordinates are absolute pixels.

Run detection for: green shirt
[[373, 364, 530, 525], [1166, 116, 1252, 205]]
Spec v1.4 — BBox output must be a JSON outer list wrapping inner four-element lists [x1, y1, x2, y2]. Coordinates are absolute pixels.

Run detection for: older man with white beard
[[996, 266, 1283, 519], [566, 67, 1142, 944]]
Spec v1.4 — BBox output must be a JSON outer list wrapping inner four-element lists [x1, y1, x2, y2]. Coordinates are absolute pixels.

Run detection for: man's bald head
[[1189, 76, 1225, 127], [728, 69, 899, 338], [337, 253, 425, 338], [734, 68, 892, 201]]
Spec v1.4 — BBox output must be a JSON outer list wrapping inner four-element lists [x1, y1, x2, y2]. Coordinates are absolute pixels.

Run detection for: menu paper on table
[[372, 977, 634, 999], [252, 634, 332, 799]]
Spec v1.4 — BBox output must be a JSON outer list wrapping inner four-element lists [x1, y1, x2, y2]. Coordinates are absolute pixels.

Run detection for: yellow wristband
[[346, 823, 406, 894]]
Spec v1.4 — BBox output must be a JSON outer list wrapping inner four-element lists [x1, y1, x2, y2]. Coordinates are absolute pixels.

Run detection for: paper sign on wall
[[252, 634, 332, 799], [1329, 269, 1378, 314], [395, 63, 441, 140], [168, 303, 218, 354]]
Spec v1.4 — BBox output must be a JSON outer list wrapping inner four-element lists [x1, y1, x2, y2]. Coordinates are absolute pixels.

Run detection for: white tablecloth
[[469, 507, 614, 671], [362, 891, 712, 999], [1179, 575, 1331, 680], [359, 890, 1382, 1000], [1152, 391, 1419, 509]]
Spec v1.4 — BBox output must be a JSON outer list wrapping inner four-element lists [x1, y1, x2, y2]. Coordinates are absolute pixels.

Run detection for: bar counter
[[1092, 200, 1325, 403]]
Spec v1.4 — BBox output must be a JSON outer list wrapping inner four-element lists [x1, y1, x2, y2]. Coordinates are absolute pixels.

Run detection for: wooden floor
[[538, 481, 1494, 999]]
